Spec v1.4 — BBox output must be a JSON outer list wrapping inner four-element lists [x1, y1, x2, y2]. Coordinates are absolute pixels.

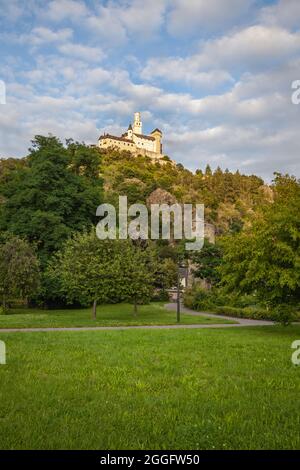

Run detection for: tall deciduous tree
[[219, 174, 300, 321], [190, 239, 223, 287], [0, 136, 103, 264], [0, 235, 40, 308]]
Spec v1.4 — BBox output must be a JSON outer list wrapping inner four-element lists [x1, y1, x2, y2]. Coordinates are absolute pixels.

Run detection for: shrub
[[183, 286, 299, 323], [0, 305, 8, 315], [184, 286, 231, 311], [151, 289, 170, 302], [184, 287, 212, 310], [208, 305, 297, 323]]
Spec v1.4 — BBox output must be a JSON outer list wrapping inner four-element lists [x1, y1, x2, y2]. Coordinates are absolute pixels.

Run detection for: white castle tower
[[98, 111, 171, 163], [133, 112, 142, 135]]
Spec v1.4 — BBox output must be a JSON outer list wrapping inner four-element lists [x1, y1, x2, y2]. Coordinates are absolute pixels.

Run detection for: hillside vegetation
[[0, 138, 299, 322], [100, 148, 269, 234]]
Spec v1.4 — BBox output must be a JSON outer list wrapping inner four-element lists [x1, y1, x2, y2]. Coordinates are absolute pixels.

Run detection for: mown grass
[[0, 302, 235, 328], [0, 325, 299, 449]]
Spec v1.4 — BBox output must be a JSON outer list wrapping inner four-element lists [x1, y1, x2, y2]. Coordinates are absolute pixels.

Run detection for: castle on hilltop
[[98, 112, 166, 161]]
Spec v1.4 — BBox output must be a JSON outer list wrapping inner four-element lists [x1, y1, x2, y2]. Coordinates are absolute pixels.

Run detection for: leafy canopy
[[0, 235, 40, 307], [47, 231, 157, 316], [219, 174, 300, 312], [0, 136, 103, 264]]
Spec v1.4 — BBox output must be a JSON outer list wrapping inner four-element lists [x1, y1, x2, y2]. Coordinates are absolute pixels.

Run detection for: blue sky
[[0, 0, 300, 180]]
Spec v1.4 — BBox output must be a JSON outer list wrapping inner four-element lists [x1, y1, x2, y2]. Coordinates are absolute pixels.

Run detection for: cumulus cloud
[[21, 26, 73, 46], [142, 25, 300, 88], [83, 0, 167, 46], [259, 0, 300, 29], [42, 0, 90, 22], [0, 0, 300, 181], [141, 57, 234, 88], [167, 0, 255, 36], [84, 6, 127, 47], [197, 25, 300, 70], [116, 0, 167, 37], [0, 0, 24, 22], [58, 43, 105, 62]]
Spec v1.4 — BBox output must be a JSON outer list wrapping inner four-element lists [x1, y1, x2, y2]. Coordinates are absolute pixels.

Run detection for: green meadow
[[0, 303, 235, 329], [1, 325, 299, 450]]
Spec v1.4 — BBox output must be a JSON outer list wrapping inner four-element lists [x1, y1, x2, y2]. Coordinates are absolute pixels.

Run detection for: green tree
[[47, 231, 121, 318], [205, 164, 212, 176], [48, 231, 156, 318], [0, 136, 103, 264], [67, 140, 102, 179], [219, 174, 300, 321], [0, 235, 40, 309], [122, 242, 156, 315], [154, 258, 177, 292], [190, 239, 223, 287]]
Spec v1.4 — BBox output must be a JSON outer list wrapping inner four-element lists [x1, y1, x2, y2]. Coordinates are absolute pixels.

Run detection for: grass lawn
[[0, 325, 299, 449], [0, 302, 235, 328]]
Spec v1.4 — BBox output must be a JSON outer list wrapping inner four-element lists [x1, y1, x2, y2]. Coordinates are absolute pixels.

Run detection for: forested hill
[[0, 140, 272, 236], [0, 137, 298, 317], [99, 148, 271, 234]]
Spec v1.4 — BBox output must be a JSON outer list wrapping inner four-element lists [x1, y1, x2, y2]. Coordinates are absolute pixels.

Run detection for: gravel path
[[0, 303, 274, 333]]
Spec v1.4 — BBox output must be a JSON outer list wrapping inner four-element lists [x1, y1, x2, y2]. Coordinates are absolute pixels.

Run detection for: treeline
[[185, 173, 300, 323], [100, 149, 269, 233], [0, 136, 178, 313], [0, 136, 299, 321]]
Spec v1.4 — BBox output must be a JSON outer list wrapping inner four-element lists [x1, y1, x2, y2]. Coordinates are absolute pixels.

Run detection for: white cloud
[[0, 0, 24, 22], [43, 0, 89, 22], [197, 25, 300, 70], [85, 6, 127, 47], [141, 57, 234, 88], [1, 1, 300, 180], [117, 0, 166, 37], [58, 43, 105, 62], [142, 25, 300, 88], [1, 60, 300, 180], [84, 0, 167, 46], [260, 0, 300, 29], [21, 26, 73, 46], [167, 0, 254, 36]]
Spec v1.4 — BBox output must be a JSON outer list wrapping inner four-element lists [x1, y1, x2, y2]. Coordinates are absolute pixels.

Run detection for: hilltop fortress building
[[98, 112, 165, 162]]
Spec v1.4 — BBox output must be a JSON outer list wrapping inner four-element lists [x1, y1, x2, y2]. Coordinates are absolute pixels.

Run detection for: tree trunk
[[92, 299, 97, 320], [133, 299, 138, 317]]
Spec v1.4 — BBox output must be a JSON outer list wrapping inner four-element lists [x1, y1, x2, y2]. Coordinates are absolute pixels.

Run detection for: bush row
[[183, 287, 299, 323], [212, 305, 278, 321]]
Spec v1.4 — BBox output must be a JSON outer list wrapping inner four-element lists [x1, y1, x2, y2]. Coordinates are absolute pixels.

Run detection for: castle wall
[[132, 135, 155, 153], [98, 138, 174, 165], [99, 138, 136, 152], [98, 113, 172, 163], [154, 136, 161, 154]]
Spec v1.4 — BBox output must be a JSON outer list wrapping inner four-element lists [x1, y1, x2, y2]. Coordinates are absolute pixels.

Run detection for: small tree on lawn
[[49, 232, 157, 318], [122, 242, 156, 316], [154, 258, 177, 295], [0, 235, 40, 309], [48, 231, 127, 319]]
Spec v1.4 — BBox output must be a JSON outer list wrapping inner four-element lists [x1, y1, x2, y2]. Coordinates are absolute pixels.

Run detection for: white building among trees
[[98, 112, 166, 162]]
